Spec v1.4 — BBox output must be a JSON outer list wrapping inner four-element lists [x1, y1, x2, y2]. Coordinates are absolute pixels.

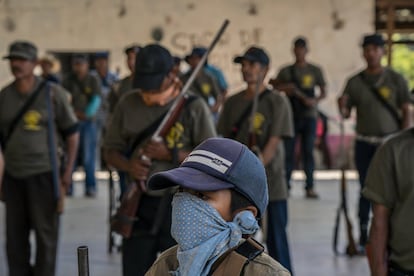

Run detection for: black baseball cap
[[124, 44, 141, 55], [361, 34, 385, 47], [294, 37, 307, 48], [3, 41, 38, 61], [233, 46, 270, 66], [133, 44, 174, 91]]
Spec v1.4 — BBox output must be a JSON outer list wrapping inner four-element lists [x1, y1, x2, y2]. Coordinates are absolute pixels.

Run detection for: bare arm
[[337, 94, 351, 119], [368, 203, 389, 276], [61, 132, 79, 191], [261, 136, 281, 166], [317, 85, 327, 102]]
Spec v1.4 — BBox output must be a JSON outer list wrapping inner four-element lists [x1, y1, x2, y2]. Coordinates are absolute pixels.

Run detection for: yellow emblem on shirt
[[166, 122, 184, 149], [253, 113, 265, 135], [378, 86, 391, 99], [23, 110, 42, 131], [84, 86, 92, 94], [201, 83, 211, 96], [301, 74, 314, 89]]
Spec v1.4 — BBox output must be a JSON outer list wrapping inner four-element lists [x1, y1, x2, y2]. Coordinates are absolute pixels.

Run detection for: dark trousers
[[3, 171, 59, 276], [266, 200, 293, 274], [285, 117, 317, 190], [122, 194, 176, 276], [354, 140, 379, 245]]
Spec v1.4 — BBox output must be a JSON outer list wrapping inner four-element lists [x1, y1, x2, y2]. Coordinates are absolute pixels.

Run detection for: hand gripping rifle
[[332, 117, 358, 256], [110, 19, 230, 239]]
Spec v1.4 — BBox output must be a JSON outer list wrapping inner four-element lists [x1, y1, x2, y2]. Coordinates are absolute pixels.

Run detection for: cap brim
[[133, 73, 165, 90], [148, 166, 234, 191], [3, 53, 33, 60], [233, 55, 260, 64]]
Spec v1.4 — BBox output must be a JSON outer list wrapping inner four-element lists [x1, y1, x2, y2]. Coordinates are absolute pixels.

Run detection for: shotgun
[[110, 19, 230, 238]]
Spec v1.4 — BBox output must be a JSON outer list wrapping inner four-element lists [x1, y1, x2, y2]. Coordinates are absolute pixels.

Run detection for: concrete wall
[[0, 0, 374, 126]]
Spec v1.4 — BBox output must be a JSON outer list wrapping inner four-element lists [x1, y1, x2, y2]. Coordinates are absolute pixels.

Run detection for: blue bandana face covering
[[170, 192, 259, 276]]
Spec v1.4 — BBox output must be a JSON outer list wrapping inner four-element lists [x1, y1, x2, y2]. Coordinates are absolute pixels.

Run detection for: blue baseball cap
[[233, 46, 270, 66], [133, 44, 174, 91], [148, 137, 269, 216], [185, 47, 207, 63]]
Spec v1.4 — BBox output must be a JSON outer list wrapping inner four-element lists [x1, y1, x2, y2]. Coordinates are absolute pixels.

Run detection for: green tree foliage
[[391, 44, 414, 90]]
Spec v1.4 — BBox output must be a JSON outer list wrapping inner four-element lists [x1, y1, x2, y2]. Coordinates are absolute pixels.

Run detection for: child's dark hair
[[230, 189, 257, 218]]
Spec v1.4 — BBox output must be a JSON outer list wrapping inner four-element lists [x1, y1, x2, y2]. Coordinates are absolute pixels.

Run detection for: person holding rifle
[[103, 44, 216, 276], [270, 36, 327, 199], [217, 46, 294, 274], [337, 33, 411, 253]]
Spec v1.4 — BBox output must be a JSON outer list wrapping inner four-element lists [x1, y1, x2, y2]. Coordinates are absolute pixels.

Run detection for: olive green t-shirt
[[275, 63, 326, 118], [0, 78, 78, 178], [342, 68, 410, 136], [181, 69, 221, 107], [362, 128, 414, 270], [103, 92, 217, 196], [62, 73, 101, 115], [108, 75, 133, 113], [217, 89, 294, 201], [145, 244, 291, 276]]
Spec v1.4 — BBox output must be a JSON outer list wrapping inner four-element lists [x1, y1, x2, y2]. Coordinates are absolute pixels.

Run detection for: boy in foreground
[[145, 137, 290, 276]]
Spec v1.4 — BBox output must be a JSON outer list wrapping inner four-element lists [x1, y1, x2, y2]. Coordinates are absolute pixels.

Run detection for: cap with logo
[[233, 46, 270, 66], [3, 41, 38, 61], [361, 34, 385, 47], [148, 137, 269, 217], [132, 44, 174, 91]]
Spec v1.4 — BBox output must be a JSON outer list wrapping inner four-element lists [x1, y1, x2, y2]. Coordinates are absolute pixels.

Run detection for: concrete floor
[[0, 171, 370, 276]]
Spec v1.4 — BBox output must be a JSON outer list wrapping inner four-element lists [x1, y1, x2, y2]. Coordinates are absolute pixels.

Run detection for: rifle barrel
[[152, 19, 230, 140]]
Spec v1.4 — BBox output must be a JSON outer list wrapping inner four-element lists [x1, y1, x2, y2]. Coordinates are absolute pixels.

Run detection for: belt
[[355, 134, 386, 145]]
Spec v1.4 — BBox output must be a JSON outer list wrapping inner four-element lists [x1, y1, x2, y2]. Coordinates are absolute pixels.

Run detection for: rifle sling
[[229, 89, 271, 139], [1, 80, 46, 149], [358, 71, 402, 127], [209, 238, 264, 276]]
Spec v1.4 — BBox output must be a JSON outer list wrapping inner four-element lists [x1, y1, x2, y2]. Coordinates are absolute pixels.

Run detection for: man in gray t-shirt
[[338, 33, 411, 251]]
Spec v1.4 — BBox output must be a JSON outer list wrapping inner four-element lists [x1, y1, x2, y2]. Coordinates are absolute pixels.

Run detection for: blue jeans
[[285, 117, 317, 190], [74, 120, 97, 194], [267, 200, 293, 274], [354, 140, 379, 244]]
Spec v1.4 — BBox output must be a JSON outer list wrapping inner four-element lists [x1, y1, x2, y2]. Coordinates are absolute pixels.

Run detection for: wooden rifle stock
[[110, 20, 230, 239]]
